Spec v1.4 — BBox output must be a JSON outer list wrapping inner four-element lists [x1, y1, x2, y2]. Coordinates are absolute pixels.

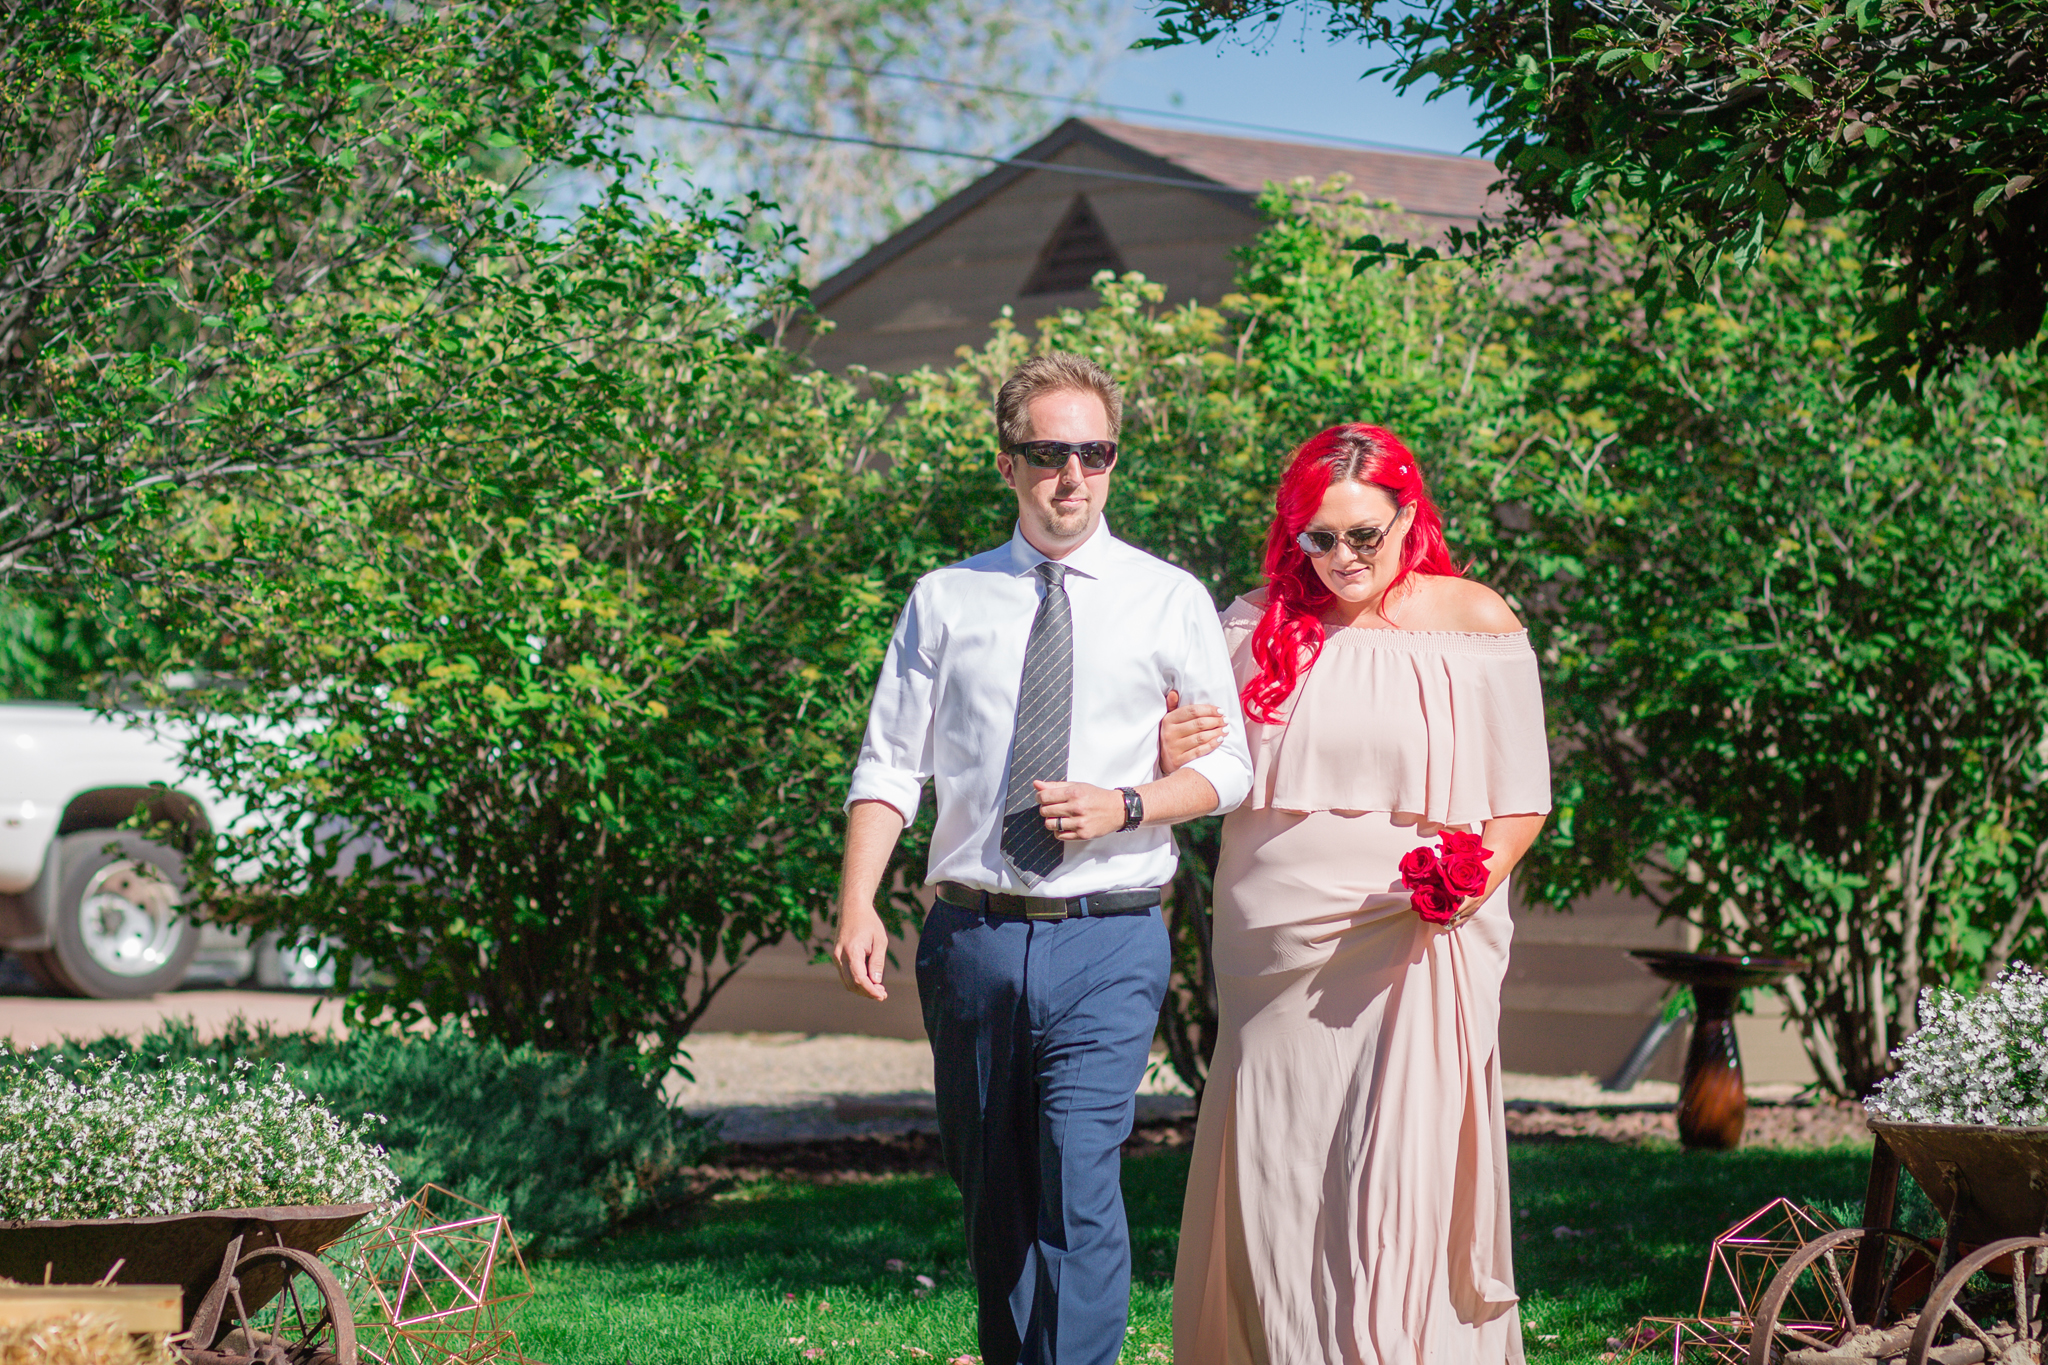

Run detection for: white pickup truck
[[0, 702, 307, 998]]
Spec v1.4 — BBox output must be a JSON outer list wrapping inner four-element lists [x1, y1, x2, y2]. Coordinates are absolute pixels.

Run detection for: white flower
[[0, 1058, 398, 1220], [1870, 964, 2048, 1126]]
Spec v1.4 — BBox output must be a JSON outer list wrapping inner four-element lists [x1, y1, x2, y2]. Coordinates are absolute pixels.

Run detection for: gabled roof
[[808, 117, 1502, 311], [1089, 120, 1500, 222]]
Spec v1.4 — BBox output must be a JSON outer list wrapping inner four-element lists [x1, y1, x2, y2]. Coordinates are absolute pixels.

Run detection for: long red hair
[[1243, 424, 1460, 723]]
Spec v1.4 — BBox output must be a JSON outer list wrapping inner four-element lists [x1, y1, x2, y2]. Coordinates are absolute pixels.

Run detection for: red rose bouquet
[[1397, 829, 1493, 924]]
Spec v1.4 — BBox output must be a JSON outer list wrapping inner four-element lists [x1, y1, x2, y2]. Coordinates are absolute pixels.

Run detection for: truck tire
[[41, 831, 199, 999]]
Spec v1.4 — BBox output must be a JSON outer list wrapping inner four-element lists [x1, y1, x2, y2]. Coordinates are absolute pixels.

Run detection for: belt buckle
[[1024, 901, 1069, 921]]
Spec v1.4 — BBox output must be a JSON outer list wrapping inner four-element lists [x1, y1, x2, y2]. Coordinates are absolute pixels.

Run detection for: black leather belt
[[936, 880, 1162, 921]]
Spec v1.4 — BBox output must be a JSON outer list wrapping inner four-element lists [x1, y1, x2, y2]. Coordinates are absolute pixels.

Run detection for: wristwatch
[[1117, 786, 1144, 832]]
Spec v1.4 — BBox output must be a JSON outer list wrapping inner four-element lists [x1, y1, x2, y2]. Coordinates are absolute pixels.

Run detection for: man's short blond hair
[[994, 353, 1123, 448]]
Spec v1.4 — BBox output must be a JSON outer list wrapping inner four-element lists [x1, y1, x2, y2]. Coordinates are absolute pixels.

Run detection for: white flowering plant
[[1868, 964, 2048, 1126], [0, 1055, 398, 1221]]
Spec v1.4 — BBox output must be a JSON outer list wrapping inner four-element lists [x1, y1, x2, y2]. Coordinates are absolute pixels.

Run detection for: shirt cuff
[[846, 762, 923, 823], [1184, 747, 1253, 815]]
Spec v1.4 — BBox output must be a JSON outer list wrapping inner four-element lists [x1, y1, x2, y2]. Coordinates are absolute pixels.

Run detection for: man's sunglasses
[[1296, 522, 1395, 558], [1006, 440, 1118, 471]]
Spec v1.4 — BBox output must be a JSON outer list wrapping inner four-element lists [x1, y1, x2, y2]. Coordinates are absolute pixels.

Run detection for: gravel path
[[0, 983, 1842, 1149], [669, 1032, 1820, 1145], [669, 1032, 1200, 1142]]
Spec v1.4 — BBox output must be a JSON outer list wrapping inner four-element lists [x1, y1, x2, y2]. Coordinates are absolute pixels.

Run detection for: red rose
[[1409, 881, 1457, 923], [1440, 850, 1490, 897], [1432, 830, 1493, 896], [1398, 845, 1440, 887], [1437, 828, 1488, 859]]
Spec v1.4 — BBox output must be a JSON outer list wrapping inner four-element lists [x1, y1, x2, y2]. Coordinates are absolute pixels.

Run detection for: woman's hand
[[1033, 781, 1128, 840], [1431, 813, 1547, 933], [1439, 897, 1485, 932], [1158, 688, 1228, 776]]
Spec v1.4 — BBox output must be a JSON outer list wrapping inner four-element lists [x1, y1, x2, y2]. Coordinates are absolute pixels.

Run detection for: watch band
[[1118, 786, 1144, 832]]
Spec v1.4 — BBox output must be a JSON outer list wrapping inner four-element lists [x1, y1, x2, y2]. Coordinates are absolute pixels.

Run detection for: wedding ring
[[1057, 816, 1066, 832]]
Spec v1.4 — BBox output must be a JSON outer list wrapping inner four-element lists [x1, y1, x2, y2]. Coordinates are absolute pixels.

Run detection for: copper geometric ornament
[[1609, 1314, 1751, 1365], [1696, 1196, 1838, 1323], [335, 1185, 534, 1365], [1609, 1198, 1839, 1365]]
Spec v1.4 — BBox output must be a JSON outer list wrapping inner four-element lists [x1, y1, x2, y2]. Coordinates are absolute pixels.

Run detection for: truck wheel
[[253, 934, 338, 991], [43, 831, 199, 999]]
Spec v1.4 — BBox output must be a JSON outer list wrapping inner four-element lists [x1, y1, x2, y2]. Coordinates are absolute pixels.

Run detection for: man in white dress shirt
[[834, 353, 1253, 1365]]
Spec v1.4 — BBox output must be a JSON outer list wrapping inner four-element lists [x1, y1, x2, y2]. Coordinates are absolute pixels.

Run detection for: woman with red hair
[[1161, 423, 1551, 1364]]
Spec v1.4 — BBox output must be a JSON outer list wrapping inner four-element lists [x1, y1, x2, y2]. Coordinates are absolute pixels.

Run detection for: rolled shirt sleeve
[[845, 589, 936, 823], [1171, 581, 1255, 816]]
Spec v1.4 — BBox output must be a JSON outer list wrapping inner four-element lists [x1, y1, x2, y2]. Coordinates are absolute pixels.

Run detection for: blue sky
[[1084, 19, 1485, 158]]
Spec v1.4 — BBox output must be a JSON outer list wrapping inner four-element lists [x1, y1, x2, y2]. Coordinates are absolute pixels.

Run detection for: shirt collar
[[1006, 518, 1115, 580]]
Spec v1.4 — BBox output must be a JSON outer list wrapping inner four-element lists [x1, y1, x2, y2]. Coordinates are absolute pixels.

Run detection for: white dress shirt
[[847, 520, 1254, 897]]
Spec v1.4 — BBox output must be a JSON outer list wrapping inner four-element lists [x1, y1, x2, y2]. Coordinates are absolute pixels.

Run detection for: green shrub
[[0, 1020, 713, 1254]]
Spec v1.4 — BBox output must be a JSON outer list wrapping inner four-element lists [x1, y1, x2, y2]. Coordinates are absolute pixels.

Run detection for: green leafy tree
[[0, 590, 103, 699], [1501, 219, 2048, 1095], [0, 0, 711, 577], [649, 0, 1114, 277], [1142, 0, 2048, 398], [138, 261, 912, 1066], [3, 0, 938, 1066]]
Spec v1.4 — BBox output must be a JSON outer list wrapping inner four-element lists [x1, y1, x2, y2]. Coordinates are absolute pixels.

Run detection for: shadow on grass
[[519, 1137, 1876, 1364], [1513, 1137, 1876, 1361]]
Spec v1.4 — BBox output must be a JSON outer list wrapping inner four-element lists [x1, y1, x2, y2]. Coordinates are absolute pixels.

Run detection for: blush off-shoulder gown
[[1172, 595, 1553, 1365]]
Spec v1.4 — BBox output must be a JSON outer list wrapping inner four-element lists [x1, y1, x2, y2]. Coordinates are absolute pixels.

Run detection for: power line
[[703, 44, 1468, 161], [643, 111, 1476, 220], [649, 112, 1254, 193]]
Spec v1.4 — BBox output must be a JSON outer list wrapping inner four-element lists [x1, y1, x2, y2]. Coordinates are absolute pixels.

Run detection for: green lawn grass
[[518, 1137, 1876, 1365]]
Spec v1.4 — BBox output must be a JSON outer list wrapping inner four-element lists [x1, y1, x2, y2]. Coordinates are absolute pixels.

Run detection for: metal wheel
[[1907, 1236, 2048, 1365], [1749, 1226, 1937, 1365], [211, 1245, 358, 1365]]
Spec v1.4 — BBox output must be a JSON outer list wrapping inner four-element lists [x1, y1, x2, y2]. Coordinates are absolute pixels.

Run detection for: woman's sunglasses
[[1296, 523, 1395, 558], [1006, 440, 1118, 471]]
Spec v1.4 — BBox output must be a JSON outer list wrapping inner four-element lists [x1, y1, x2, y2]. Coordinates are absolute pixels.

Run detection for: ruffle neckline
[[1223, 597, 1530, 653], [1220, 596, 1552, 824]]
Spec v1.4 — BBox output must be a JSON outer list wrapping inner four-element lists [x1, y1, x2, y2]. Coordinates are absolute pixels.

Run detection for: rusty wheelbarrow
[[0, 1202, 378, 1364], [1747, 1122, 2048, 1365]]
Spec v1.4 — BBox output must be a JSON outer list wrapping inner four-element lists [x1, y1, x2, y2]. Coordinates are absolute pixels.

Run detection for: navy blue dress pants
[[916, 901, 1171, 1365]]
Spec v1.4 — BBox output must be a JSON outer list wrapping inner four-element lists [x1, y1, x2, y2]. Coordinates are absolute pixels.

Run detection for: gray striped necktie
[[1001, 561, 1073, 884]]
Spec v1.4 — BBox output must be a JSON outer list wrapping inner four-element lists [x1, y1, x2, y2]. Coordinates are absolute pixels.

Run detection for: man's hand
[[833, 900, 891, 1000], [1033, 779, 1127, 841], [1158, 687, 1228, 776], [833, 798, 906, 1001]]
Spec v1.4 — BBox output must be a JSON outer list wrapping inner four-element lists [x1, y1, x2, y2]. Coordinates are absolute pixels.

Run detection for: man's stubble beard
[[1030, 490, 1092, 541]]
